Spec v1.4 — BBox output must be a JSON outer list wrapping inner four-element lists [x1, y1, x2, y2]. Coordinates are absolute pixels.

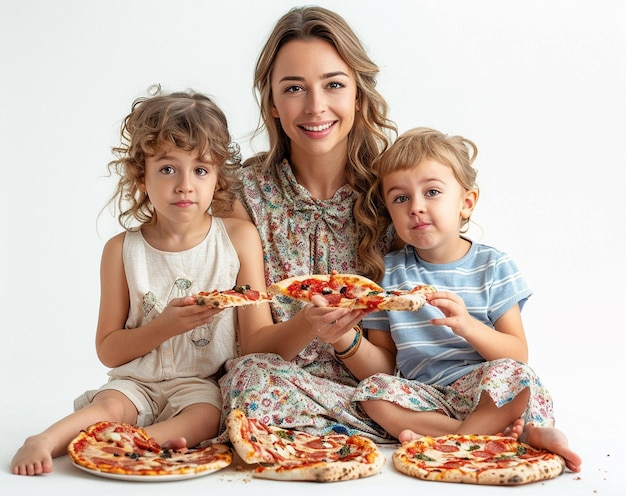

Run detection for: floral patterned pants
[[353, 358, 555, 428]]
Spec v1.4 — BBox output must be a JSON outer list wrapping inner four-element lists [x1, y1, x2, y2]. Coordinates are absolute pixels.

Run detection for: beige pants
[[74, 375, 221, 427]]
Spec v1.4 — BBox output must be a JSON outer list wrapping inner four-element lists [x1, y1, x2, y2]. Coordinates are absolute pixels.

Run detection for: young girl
[[218, 6, 398, 442], [11, 88, 273, 475], [351, 127, 581, 472]]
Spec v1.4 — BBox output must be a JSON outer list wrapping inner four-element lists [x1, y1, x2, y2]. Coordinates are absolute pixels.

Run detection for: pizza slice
[[268, 271, 435, 311], [358, 285, 437, 311], [193, 284, 272, 308], [392, 434, 565, 485], [68, 421, 232, 477], [226, 409, 385, 482]]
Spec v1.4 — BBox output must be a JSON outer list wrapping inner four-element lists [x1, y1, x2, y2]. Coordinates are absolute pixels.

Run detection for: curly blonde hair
[[365, 127, 480, 279], [246, 6, 397, 280], [105, 87, 242, 230]]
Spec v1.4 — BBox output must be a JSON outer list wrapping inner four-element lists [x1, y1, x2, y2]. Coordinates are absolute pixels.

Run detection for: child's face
[[139, 147, 217, 225], [269, 38, 358, 162], [382, 159, 476, 258]]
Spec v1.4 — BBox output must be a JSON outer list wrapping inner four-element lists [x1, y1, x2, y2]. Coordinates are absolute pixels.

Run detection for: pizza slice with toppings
[[268, 271, 435, 311], [226, 409, 385, 482], [193, 284, 272, 308]]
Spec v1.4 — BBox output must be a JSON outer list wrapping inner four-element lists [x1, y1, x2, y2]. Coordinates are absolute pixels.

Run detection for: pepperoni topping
[[432, 443, 461, 453], [470, 450, 494, 459], [322, 293, 344, 305], [134, 435, 161, 453], [303, 438, 339, 450], [483, 439, 509, 454]]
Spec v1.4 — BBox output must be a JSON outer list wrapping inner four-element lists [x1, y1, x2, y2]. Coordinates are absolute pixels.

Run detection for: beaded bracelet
[[335, 328, 362, 360]]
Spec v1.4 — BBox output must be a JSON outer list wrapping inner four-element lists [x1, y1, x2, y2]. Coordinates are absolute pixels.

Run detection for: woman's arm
[[332, 328, 397, 380]]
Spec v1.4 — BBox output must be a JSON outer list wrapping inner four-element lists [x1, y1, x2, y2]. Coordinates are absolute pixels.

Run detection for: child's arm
[[94, 233, 223, 368], [228, 198, 254, 222], [428, 291, 528, 362], [221, 217, 275, 343]]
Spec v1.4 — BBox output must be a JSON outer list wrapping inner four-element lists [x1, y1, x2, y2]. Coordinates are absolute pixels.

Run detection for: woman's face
[[270, 38, 358, 161]]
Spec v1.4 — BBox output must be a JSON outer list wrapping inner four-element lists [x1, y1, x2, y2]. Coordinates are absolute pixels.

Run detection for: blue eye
[[393, 195, 409, 204], [425, 189, 440, 198], [160, 166, 175, 175]]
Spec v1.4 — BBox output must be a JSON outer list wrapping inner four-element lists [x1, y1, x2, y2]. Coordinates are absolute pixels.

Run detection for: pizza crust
[[376, 286, 436, 311], [253, 454, 385, 482], [225, 409, 278, 464], [226, 409, 386, 482]]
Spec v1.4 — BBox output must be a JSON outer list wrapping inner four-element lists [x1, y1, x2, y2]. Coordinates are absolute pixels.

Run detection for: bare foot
[[11, 434, 54, 476], [519, 423, 582, 473], [498, 418, 525, 439], [161, 437, 188, 450], [397, 429, 423, 444]]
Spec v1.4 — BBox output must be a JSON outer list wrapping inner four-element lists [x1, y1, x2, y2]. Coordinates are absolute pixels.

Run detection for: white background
[[1, 1, 624, 494]]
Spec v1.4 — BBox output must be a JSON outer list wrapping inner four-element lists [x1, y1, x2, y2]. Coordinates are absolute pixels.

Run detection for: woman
[[218, 6, 398, 443]]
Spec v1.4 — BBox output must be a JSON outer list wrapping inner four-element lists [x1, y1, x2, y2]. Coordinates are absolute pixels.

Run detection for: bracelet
[[335, 328, 362, 360]]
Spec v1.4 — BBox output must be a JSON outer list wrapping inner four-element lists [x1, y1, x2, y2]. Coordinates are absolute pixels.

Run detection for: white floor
[[1, 430, 620, 495], [2, 297, 623, 495]]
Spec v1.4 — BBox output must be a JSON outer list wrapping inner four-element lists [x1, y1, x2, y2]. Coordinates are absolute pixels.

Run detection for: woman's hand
[[302, 295, 366, 345]]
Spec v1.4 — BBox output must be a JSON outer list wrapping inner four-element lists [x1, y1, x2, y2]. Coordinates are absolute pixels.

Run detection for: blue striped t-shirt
[[363, 240, 532, 386]]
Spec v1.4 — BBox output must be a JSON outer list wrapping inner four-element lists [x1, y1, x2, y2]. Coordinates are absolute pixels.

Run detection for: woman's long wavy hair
[[104, 87, 242, 230], [247, 6, 397, 280]]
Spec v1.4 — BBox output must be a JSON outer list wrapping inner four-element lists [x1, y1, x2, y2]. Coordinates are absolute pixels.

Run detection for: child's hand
[[157, 296, 223, 337], [427, 291, 475, 337]]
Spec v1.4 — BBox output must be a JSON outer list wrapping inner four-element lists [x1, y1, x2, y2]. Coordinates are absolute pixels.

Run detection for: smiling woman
[[215, 5, 399, 444], [269, 38, 358, 179]]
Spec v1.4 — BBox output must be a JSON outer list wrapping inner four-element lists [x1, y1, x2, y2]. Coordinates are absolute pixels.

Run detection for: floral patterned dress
[[216, 159, 394, 443]]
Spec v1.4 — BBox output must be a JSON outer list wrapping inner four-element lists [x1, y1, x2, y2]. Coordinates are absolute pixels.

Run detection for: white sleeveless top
[[109, 217, 239, 382]]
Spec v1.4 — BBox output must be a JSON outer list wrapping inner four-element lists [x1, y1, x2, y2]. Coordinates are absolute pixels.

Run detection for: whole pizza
[[68, 421, 232, 478], [226, 409, 385, 482], [393, 434, 565, 485]]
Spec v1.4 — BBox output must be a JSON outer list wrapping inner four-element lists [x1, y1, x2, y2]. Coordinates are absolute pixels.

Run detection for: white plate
[[71, 460, 226, 482]]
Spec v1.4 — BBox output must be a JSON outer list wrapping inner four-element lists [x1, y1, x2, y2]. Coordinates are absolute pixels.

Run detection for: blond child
[[351, 127, 581, 472]]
